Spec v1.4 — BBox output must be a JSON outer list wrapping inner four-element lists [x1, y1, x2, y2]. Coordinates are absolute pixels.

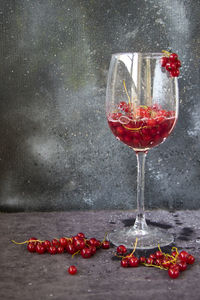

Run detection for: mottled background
[[0, 0, 199, 212]]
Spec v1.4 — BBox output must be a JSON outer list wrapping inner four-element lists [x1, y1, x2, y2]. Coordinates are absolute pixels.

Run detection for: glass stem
[[134, 151, 148, 232]]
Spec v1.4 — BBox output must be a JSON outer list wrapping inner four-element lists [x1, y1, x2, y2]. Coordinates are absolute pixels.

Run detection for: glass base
[[108, 226, 174, 250]]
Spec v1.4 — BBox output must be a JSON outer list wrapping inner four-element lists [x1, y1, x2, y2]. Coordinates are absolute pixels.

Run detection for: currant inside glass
[[108, 104, 176, 151]]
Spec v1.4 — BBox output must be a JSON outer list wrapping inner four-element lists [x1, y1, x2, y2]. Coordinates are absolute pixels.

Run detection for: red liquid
[[108, 104, 176, 151]]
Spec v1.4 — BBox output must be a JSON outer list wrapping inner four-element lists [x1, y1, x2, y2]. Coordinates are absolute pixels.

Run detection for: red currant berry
[[187, 255, 195, 265], [68, 265, 77, 275], [178, 261, 187, 271], [169, 53, 178, 62], [66, 243, 76, 255], [36, 244, 46, 254], [168, 266, 180, 279], [178, 251, 189, 262], [155, 259, 162, 266], [89, 246, 97, 255], [94, 240, 101, 248], [27, 242, 36, 253], [51, 239, 60, 247], [59, 237, 68, 247], [139, 256, 146, 264], [170, 69, 180, 77], [72, 236, 80, 242], [121, 258, 129, 268], [165, 62, 172, 71], [176, 59, 181, 68], [117, 245, 127, 255], [81, 248, 92, 259], [161, 56, 169, 67], [149, 253, 156, 260], [146, 258, 154, 265], [129, 257, 139, 267], [155, 251, 163, 259], [74, 239, 85, 250], [48, 246, 57, 255], [44, 240, 51, 249], [77, 232, 85, 239], [170, 62, 177, 71], [88, 238, 97, 246], [102, 241, 110, 249], [57, 246, 65, 254]]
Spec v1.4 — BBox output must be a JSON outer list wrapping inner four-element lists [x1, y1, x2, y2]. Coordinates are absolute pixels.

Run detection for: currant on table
[[12, 234, 195, 279], [115, 240, 195, 279]]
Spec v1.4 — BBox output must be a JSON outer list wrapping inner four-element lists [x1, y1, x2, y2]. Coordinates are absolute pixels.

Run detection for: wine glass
[[106, 53, 179, 249]]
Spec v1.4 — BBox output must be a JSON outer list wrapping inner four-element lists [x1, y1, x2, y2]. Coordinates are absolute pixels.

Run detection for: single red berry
[[175, 59, 181, 68], [81, 248, 92, 259], [89, 246, 97, 255], [117, 245, 127, 255], [155, 259, 162, 266], [161, 56, 169, 67], [187, 255, 195, 265], [169, 62, 177, 71], [169, 53, 178, 62], [48, 246, 57, 255], [165, 62, 172, 71], [27, 242, 36, 253], [170, 69, 180, 77], [178, 261, 187, 271], [94, 240, 101, 248], [102, 241, 110, 249], [57, 246, 65, 254], [51, 239, 60, 247], [72, 235, 84, 243], [146, 257, 154, 265], [59, 238, 68, 247], [74, 239, 86, 251], [66, 243, 76, 255], [155, 251, 163, 259], [168, 266, 180, 279], [129, 257, 139, 267], [44, 240, 51, 249], [77, 232, 85, 239], [121, 258, 129, 268], [178, 251, 189, 262], [68, 265, 77, 275], [36, 244, 46, 254], [139, 256, 146, 264], [88, 238, 97, 246], [149, 253, 156, 260]]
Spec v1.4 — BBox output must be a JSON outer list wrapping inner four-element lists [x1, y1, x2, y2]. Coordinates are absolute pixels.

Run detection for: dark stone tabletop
[[1, 210, 200, 300]]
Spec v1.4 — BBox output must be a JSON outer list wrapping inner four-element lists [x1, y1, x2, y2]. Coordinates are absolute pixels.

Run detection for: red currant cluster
[[116, 244, 195, 279], [161, 51, 181, 77], [12, 233, 110, 275]]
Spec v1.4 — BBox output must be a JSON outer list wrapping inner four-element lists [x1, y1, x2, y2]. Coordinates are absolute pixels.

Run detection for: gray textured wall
[[0, 0, 200, 212]]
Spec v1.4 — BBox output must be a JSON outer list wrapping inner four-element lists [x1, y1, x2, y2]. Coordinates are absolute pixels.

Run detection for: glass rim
[[111, 52, 164, 59]]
